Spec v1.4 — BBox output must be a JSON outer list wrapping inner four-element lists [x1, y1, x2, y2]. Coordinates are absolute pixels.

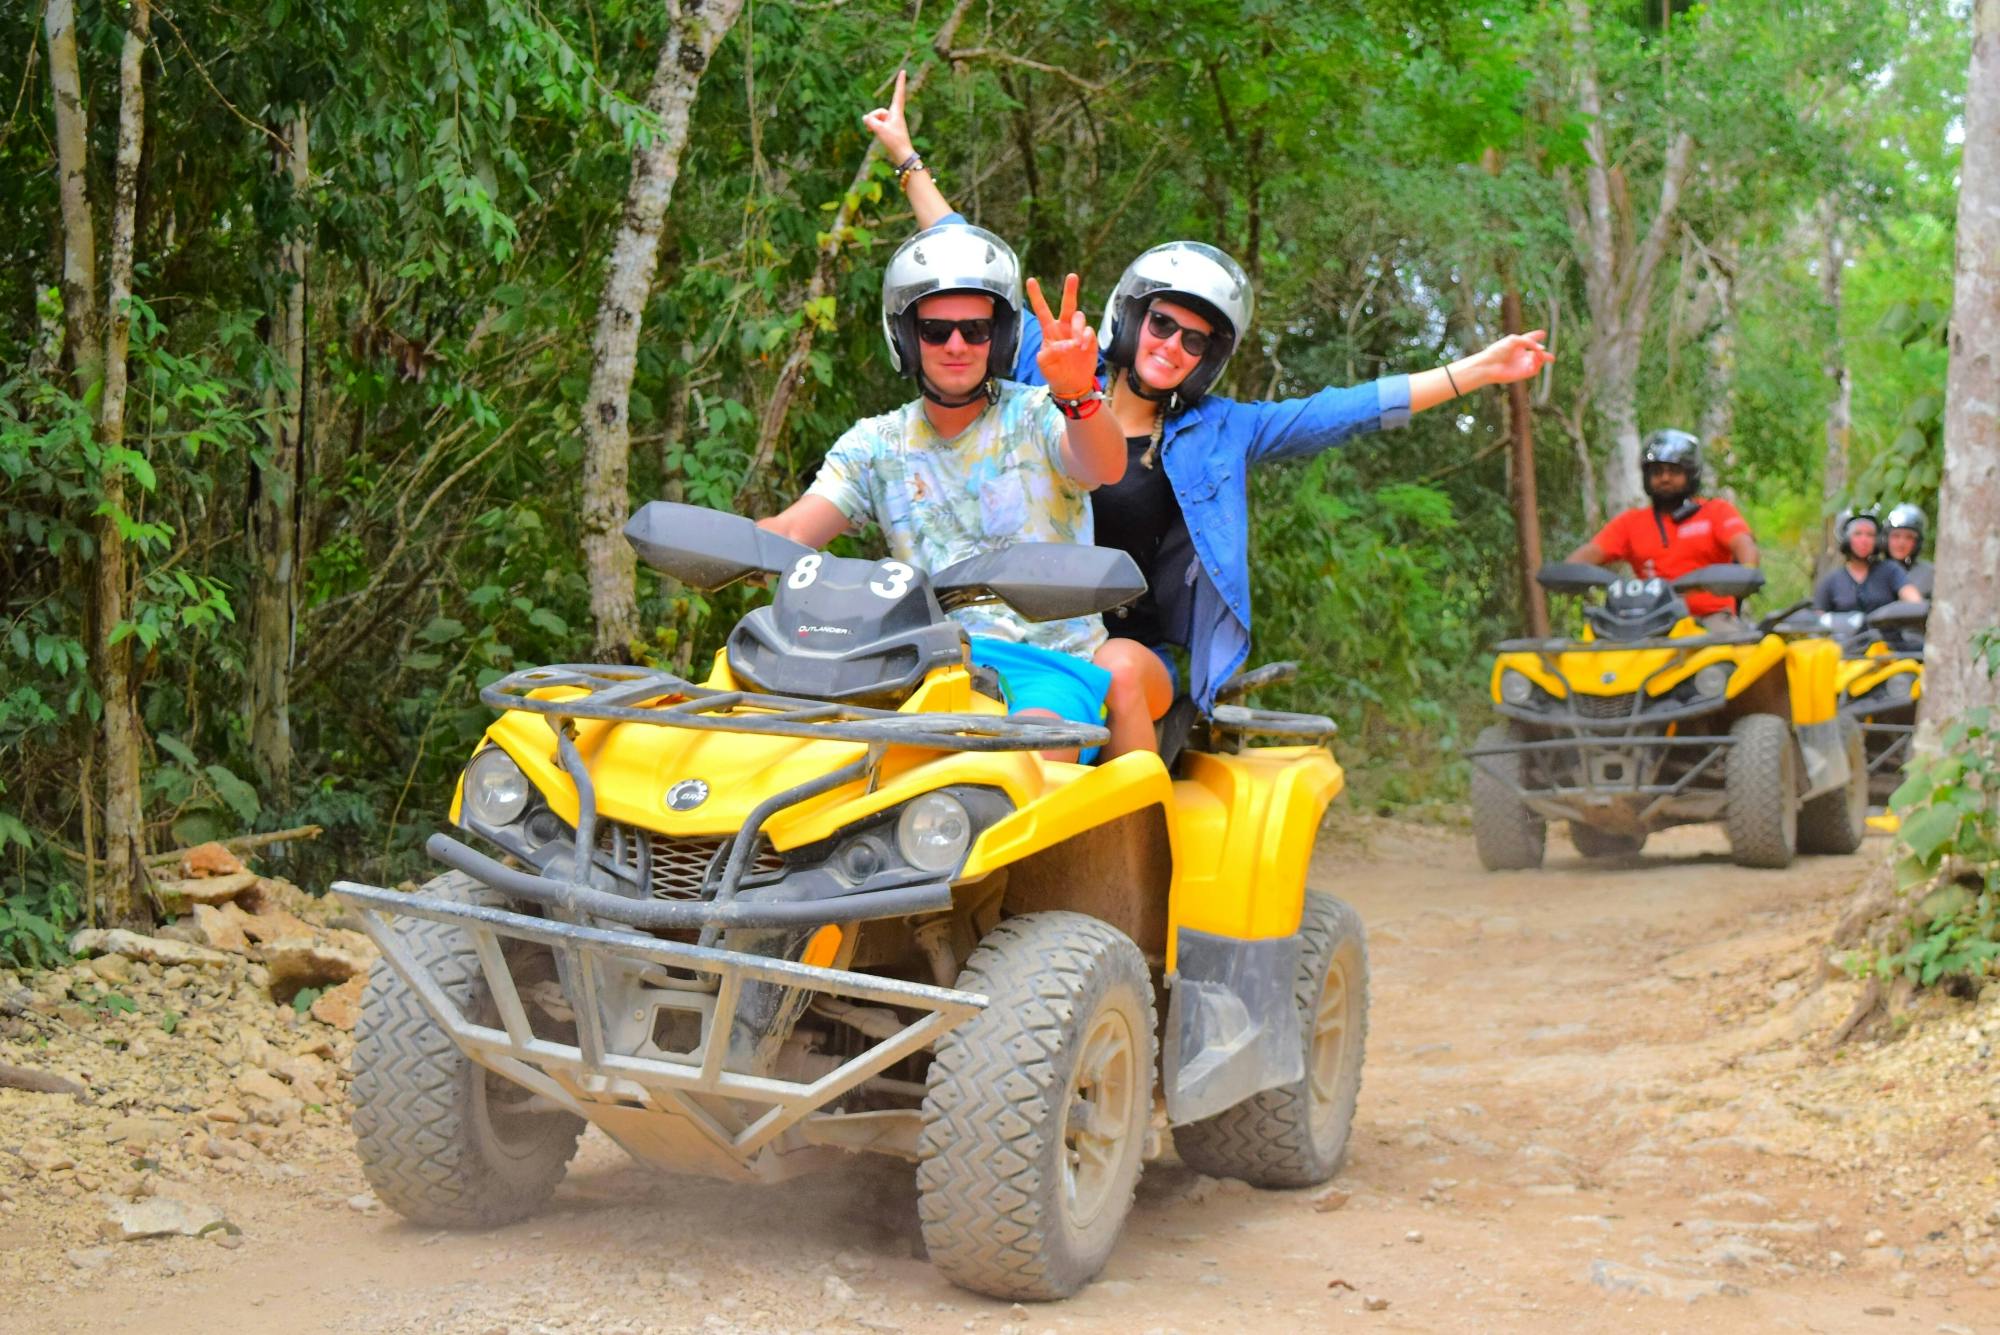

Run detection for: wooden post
[[1503, 283, 1549, 638]]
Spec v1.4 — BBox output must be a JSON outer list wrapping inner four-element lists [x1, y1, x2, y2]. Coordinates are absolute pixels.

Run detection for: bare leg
[[1093, 638, 1173, 760], [1017, 707, 1080, 764]]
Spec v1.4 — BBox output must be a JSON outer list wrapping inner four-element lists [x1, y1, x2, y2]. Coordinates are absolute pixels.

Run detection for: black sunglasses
[[1145, 308, 1213, 357], [915, 317, 995, 346]]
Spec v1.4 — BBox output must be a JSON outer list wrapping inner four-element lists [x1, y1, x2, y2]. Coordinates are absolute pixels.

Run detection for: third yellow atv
[[1469, 563, 1868, 870], [332, 501, 1367, 1302]]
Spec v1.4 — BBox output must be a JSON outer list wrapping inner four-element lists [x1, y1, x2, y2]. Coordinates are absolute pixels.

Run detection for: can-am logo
[[797, 624, 852, 637], [665, 779, 709, 811]]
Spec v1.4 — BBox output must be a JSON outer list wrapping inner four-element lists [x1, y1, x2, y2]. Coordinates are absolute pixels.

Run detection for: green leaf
[[526, 607, 566, 636], [160, 1010, 180, 1034], [1898, 803, 1961, 865], [419, 617, 466, 645], [203, 764, 262, 824], [156, 733, 201, 772]]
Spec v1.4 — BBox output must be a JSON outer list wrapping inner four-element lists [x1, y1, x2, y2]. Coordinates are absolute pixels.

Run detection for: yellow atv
[[332, 502, 1367, 1302], [1772, 602, 1928, 807], [1468, 562, 1868, 870]]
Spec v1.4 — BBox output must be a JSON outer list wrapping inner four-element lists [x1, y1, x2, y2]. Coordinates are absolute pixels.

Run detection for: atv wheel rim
[[1309, 953, 1355, 1138], [1060, 1007, 1138, 1233], [476, 1067, 562, 1164]]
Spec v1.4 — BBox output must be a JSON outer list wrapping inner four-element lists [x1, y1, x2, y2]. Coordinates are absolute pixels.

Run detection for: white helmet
[[880, 222, 1023, 392], [1100, 241, 1253, 406]]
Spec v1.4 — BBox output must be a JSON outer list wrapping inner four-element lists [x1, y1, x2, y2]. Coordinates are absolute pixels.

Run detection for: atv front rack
[[482, 663, 1108, 753], [332, 880, 985, 1179], [1494, 629, 1763, 654]]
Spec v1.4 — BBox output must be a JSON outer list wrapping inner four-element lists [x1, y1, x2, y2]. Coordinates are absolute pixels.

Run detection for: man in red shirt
[[1567, 429, 1760, 622]]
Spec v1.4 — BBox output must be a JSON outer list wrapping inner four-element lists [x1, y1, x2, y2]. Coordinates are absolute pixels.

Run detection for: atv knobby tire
[[917, 912, 1156, 1301], [1569, 823, 1647, 859], [351, 871, 583, 1227], [1798, 715, 1868, 856], [1471, 723, 1546, 871], [1725, 714, 1798, 869], [1172, 893, 1369, 1189]]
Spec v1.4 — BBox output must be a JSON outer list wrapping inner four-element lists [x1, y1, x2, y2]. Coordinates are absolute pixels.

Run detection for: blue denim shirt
[[1014, 317, 1412, 709]]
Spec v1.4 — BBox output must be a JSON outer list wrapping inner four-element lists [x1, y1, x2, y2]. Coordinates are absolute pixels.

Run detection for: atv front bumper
[[1466, 732, 1737, 831], [332, 880, 984, 1182]]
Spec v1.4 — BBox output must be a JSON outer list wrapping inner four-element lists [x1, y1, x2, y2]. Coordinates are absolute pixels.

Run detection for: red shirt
[[1592, 499, 1752, 617]]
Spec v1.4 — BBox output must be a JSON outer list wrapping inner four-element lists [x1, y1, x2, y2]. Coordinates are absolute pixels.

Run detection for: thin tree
[[580, 0, 747, 662], [249, 109, 310, 789], [45, 0, 154, 926], [1922, 0, 2000, 739], [1561, 0, 1696, 515]]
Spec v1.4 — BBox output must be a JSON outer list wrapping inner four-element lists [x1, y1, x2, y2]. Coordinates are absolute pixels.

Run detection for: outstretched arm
[[863, 70, 953, 229], [1409, 332, 1555, 415], [759, 496, 850, 549], [1727, 530, 1760, 567], [1567, 539, 1611, 566]]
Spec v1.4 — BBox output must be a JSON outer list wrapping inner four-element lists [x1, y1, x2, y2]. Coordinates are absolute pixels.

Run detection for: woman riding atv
[[862, 72, 1554, 712], [1814, 506, 1924, 614]]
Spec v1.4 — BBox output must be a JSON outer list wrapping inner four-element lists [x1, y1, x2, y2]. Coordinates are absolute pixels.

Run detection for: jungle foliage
[[0, 0, 1974, 958]]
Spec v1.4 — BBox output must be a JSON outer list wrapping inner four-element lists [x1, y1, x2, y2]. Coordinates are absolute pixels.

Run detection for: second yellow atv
[[1469, 562, 1869, 870], [332, 502, 1367, 1302], [1773, 602, 1928, 806]]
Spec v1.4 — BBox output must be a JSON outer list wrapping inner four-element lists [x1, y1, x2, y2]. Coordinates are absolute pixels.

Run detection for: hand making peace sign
[[1025, 273, 1100, 400]]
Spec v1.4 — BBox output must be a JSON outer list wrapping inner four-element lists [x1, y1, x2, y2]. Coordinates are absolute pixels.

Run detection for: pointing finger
[[1059, 272, 1080, 325], [891, 68, 906, 117]]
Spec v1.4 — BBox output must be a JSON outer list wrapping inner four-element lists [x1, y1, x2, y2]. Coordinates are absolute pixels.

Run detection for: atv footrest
[[1208, 703, 1337, 743], [333, 880, 984, 1168]]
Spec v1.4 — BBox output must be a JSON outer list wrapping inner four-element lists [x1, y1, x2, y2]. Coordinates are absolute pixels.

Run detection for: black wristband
[[1444, 363, 1462, 398]]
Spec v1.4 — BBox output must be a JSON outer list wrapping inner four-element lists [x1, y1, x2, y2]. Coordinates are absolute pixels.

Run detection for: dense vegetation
[[0, 0, 1975, 960]]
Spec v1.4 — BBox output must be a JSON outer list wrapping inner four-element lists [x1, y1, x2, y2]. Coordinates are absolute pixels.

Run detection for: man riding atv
[[1565, 429, 1759, 627], [760, 222, 1162, 762]]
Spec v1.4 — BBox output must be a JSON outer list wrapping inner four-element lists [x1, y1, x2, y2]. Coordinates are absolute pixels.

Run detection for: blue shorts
[[968, 637, 1111, 764]]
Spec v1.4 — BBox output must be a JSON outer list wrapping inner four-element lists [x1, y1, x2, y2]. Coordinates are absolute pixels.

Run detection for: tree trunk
[[95, 0, 154, 928], [1698, 245, 1738, 491], [1562, 0, 1694, 517], [581, 0, 746, 662], [1921, 0, 2000, 742], [44, 0, 98, 390], [1820, 201, 1851, 557], [737, 0, 976, 509], [249, 108, 309, 790]]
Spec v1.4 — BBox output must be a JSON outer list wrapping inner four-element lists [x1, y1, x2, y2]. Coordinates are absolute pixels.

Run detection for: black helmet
[[1884, 502, 1927, 557], [1640, 429, 1702, 505], [1835, 504, 1882, 560], [1099, 242, 1253, 408]]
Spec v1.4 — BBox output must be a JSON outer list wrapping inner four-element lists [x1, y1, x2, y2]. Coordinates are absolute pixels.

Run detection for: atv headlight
[[463, 748, 531, 827], [1692, 664, 1732, 698], [1499, 669, 1536, 706], [897, 792, 972, 874]]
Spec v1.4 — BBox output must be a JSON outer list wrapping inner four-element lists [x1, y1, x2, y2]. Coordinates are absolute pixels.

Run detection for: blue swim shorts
[[967, 637, 1111, 764]]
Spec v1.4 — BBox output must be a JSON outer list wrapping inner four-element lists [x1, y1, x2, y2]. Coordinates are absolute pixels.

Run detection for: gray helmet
[[880, 222, 1023, 385], [1836, 503, 1882, 560], [1884, 502, 1927, 557], [1100, 241, 1253, 406], [1640, 428, 1702, 505]]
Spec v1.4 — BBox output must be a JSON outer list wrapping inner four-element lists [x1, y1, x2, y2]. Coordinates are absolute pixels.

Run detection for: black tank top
[[1091, 434, 1196, 649]]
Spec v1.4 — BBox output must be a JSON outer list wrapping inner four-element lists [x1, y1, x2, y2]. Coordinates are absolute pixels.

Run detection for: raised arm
[[1027, 274, 1123, 489], [863, 70, 952, 229]]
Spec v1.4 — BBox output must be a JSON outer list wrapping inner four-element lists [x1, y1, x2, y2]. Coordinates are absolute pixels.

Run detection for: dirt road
[[10, 821, 1999, 1334]]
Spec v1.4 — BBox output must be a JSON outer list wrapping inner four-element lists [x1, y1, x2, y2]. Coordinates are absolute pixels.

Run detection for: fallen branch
[[142, 824, 324, 868]]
